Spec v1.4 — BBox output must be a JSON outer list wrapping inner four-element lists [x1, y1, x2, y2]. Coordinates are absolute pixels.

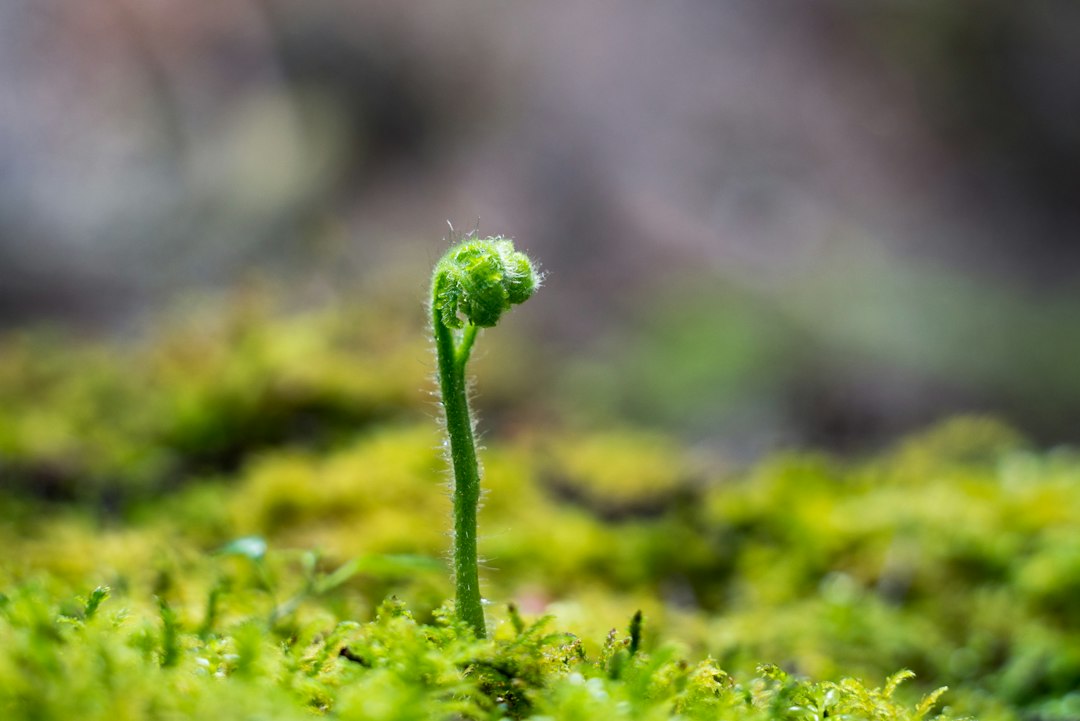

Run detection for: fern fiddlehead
[[430, 235, 541, 638]]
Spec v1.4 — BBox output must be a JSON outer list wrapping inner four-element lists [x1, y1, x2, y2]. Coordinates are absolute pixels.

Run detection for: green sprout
[[430, 235, 541, 638]]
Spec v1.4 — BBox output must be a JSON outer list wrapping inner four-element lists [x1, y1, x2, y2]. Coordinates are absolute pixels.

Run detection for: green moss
[[0, 293, 430, 505], [1, 299, 1078, 720], [0, 586, 956, 721], [540, 429, 698, 517]]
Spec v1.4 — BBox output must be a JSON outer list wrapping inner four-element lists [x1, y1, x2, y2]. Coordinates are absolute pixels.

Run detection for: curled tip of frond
[[432, 236, 541, 329]]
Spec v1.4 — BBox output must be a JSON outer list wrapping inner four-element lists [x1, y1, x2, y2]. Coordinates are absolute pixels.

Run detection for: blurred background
[[5, 9, 1080, 715], [3, 0, 1080, 454]]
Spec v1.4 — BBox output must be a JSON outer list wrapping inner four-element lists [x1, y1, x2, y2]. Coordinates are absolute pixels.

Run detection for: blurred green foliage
[[0, 296, 1078, 720], [565, 264, 1080, 445], [0, 292, 429, 504]]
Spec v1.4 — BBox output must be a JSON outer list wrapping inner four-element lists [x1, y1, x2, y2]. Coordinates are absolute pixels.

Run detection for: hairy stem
[[429, 235, 539, 638], [434, 313, 486, 638]]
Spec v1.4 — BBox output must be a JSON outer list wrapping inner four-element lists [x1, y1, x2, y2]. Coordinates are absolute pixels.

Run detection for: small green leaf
[[915, 686, 949, 720], [83, 586, 110, 620], [217, 536, 268, 561], [884, 669, 916, 698]]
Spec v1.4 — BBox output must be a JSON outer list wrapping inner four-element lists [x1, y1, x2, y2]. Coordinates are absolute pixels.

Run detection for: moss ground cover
[[0, 292, 1078, 720]]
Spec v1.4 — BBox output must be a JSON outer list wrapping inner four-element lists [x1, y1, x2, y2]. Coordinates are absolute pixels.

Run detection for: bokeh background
[[4, 0, 1080, 453], [4, 8, 1080, 719]]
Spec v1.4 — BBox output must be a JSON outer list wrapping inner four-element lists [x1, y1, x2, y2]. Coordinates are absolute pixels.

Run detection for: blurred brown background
[[3, 0, 1079, 452]]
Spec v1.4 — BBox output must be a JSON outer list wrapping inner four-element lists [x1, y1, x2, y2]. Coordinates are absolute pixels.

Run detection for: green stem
[[457, 324, 479, 368], [429, 235, 539, 637], [433, 312, 486, 638]]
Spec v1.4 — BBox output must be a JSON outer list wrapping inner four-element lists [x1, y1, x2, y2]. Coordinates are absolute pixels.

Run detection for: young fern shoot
[[430, 236, 541, 638]]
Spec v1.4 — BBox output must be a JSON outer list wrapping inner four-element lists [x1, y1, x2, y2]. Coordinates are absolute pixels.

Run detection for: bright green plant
[[430, 235, 541, 638]]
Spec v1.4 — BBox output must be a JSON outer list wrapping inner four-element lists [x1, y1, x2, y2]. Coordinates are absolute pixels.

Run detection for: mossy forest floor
[[1, 295, 1078, 720]]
